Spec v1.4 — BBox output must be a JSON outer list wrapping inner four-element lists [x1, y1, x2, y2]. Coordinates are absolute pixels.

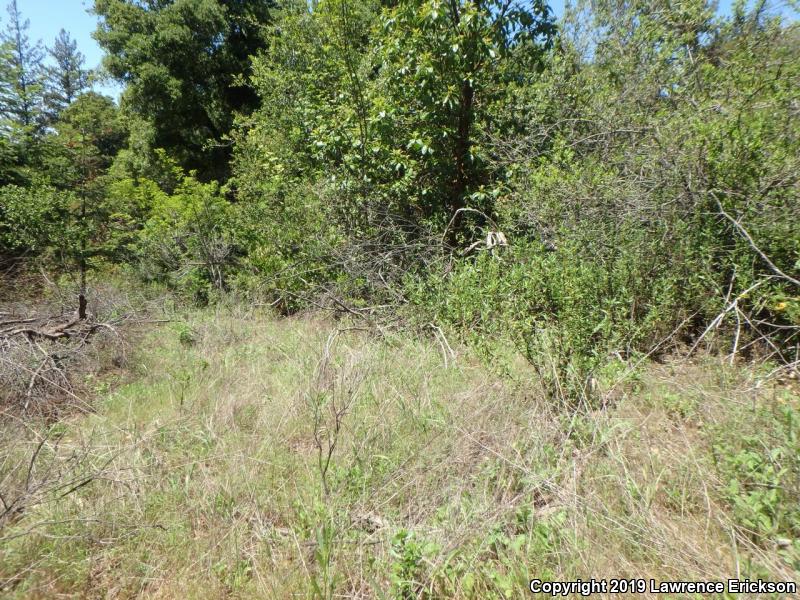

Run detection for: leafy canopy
[[93, 0, 277, 181]]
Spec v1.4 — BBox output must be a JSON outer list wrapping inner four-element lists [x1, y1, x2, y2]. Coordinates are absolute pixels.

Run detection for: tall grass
[[1, 305, 798, 598]]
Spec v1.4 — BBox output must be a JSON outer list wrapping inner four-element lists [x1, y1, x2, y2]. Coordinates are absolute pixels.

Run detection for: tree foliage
[[93, 0, 277, 180], [43, 29, 90, 124], [0, 0, 45, 144]]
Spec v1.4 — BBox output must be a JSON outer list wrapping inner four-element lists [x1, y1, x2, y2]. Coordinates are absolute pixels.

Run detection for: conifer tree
[[0, 0, 45, 142], [43, 29, 90, 123], [93, 0, 277, 182]]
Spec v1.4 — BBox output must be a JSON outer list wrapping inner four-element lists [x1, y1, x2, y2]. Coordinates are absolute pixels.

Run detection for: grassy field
[[1, 305, 799, 598]]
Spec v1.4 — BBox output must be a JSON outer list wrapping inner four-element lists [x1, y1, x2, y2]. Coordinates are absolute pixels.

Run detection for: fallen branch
[[688, 277, 775, 356], [1, 310, 124, 412], [714, 195, 800, 288]]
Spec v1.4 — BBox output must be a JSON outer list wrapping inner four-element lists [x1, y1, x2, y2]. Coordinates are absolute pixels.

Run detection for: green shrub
[[410, 228, 716, 404], [712, 400, 800, 567], [0, 184, 73, 257], [135, 175, 235, 303]]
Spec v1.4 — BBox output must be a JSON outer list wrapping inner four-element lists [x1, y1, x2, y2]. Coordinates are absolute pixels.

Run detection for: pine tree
[[43, 29, 89, 123], [0, 0, 45, 141]]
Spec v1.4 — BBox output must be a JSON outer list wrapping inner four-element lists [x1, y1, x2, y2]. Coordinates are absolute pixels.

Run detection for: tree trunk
[[78, 251, 87, 320], [447, 76, 474, 246], [78, 182, 87, 320], [445, 0, 479, 246], [451, 79, 474, 210]]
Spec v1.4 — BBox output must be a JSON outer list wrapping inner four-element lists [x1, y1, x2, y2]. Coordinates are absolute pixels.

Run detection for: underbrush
[[408, 228, 799, 409], [1, 305, 797, 598], [0, 272, 171, 416]]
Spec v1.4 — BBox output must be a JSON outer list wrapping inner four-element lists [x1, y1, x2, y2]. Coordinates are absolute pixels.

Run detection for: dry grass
[[0, 305, 798, 598]]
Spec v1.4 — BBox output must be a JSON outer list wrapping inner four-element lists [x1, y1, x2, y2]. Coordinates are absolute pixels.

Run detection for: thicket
[[232, 0, 800, 397], [1, 0, 798, 399]]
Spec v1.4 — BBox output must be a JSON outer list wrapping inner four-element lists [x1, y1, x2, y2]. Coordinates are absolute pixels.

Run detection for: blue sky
[[12, 0, 122, 97], [7, 0, 797, 101]]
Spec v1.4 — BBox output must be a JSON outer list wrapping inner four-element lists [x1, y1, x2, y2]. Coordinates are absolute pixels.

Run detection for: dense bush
[[0, 184, 72, 258], [222, 0, 799, 400], [400, 0, 800, 396], [133, 175, 235, 303]]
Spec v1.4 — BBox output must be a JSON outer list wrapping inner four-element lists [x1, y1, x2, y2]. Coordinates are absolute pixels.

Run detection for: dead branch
[[688, 277, 776, 356], [714, 195, 800, 288], [1, 305, 127, 414]]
